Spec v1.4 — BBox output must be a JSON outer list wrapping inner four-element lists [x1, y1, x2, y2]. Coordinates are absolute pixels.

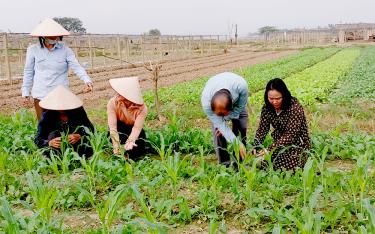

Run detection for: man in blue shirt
[[201, 72, 249, 166], [21, 18, 93, 120]]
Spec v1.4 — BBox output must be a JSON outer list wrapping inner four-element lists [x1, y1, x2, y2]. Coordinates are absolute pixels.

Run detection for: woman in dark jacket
[[34, 85, 94, 157], [253, 78, 311, 170]]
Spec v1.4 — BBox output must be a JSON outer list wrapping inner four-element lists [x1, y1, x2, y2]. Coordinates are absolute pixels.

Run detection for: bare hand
[[48, 137, 61, 149], [124, 141, 137, 151], [83, 82, 93, 93], [22, 96, 32, 107], [239, 144, 247, 160], [113, 148, 119, 155], [214, 128, 222, 137], [68, 134, 81, 144]]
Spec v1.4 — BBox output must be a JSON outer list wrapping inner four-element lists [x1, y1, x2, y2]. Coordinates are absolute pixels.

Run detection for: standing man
[[201, 72, 249, 166], [22, 18, 93, 120]]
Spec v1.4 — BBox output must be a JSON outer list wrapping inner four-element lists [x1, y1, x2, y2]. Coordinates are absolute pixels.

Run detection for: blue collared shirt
[[21, 42, 91, 99], [201, 72, 249, 143]]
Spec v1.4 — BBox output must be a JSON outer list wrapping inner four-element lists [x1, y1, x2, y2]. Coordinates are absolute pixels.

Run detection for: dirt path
[[0, 50, 295, 113]]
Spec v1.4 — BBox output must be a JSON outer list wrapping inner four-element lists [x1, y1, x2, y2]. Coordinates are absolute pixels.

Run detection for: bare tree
[[143, 61, 163, 120]]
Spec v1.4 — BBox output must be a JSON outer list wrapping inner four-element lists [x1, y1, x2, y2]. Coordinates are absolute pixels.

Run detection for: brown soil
[[0, 50, 295, 113]]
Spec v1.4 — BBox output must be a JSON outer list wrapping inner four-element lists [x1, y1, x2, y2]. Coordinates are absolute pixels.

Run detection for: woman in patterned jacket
[[253, 78, 311, 170]]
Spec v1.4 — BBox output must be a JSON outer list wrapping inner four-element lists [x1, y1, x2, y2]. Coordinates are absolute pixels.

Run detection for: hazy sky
[[1, 0, 375, 36]]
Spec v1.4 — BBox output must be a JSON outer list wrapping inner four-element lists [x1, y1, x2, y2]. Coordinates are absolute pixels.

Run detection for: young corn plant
[[149, 132, 174, 161], [25, 171, 58, 224], [0, 197, 20, 234], [349, 151, 370, 214], [130, 184, 167, 233], [97, 184, 128, 233], [363, 198, 375, 232], [239, 157, 261, 207], [161, 151, 186, 194], [285, 185, 323, 234], [303, 158, 316, 206]]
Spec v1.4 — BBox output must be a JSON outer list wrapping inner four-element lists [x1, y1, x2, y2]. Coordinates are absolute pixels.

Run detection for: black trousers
[[45, 131, 93, 158], [212, 109, 248, 166], [110, 121, 146, 160]]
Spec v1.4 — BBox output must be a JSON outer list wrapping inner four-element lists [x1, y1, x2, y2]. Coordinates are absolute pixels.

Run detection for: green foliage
[[0, 46, 374, 232], [331, 45, 375, 102]]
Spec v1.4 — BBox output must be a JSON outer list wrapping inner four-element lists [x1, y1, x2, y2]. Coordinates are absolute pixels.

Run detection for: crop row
[[331, 45, 375, 102], [249, 48, 361, 106]]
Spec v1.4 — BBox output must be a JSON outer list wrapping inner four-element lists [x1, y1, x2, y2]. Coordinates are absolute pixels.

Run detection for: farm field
[[0, 45, 374, 233], [0, 49, 294, 113]]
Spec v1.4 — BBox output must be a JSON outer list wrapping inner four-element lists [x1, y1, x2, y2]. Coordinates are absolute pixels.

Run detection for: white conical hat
[[39, 86, 83, 110], [109, 77, 144, 104], [30, 18, 70, 37]]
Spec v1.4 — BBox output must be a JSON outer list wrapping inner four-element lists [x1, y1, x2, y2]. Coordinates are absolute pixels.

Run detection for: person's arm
[[76, 107, 95, 136], [21, 46, 35, 97], [203, 104, 236, 142], [128, 105, 148, 142], [254, 106, 271, 147], [66, 47, 92, 84], [272, 104, 305, 148], [228, 81, 249, 119], [34, 117, 49, 148], [107, 100, 120, 152]]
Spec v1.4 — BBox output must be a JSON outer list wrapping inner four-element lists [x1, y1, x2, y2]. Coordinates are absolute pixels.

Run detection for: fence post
[[141, 36, 145, 63], [117, 35, 123, 66], [73, 37, 79, 58], [3, 33, 11, 84], [159, 36, 163, 61], [217, 35, 220, 52], [188, 36, 192, 57], [209, 35, 212, 54], [88, 35, 94, 69], [200, 36, 204, 54], [102, 48, 106, 66], [19, 41, 24, 64], [125, 37, 130, 62]]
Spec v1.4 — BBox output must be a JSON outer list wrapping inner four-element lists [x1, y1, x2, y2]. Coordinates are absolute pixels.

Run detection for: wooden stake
[[88, 35, 94, 69], [117, 35, 122, 66], [73, 37, 79, 58], [200, 36, 203, 54], [159, 36, 163, 62], [3, 33, 11, 84], [141, 36, 145, 63]]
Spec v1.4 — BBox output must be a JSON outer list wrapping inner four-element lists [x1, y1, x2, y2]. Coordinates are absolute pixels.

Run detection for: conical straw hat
[[109, 77, 144, 104], [39, 86, 83, 110], [30, 18, 70, 37]]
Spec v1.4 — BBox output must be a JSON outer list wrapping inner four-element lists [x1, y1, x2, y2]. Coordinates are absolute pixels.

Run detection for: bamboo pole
[[209, 35, 212, 54], [188, 36, 192, 57], [102, 48, 106, 66], [88, 35, 94, 69], [200, 36, 203, 54], [3, 33, 11, 84], [159, 36, 163, 61], [141, 36, 145, 63], [117, 35, 122, 66], [73, 37, 79, 58], [125, 37, 130, 61], [19, 42, 24, 64]]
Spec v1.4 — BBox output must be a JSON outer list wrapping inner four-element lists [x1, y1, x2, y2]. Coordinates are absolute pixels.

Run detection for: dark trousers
[[34, 99, 45, 121], [46, 131, 93, 158], [212, 109, 248, 166], [111, 121, 146, 160]]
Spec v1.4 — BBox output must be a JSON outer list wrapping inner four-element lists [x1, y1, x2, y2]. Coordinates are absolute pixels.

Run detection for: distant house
[[334, 23, 375, 41]]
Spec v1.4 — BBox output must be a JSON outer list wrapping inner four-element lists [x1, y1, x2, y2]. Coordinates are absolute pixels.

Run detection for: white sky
[[1, 0, 375, 36]]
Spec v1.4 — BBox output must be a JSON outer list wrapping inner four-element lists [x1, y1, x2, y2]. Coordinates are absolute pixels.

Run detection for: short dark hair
[[211, 89, 232, 112], [264, 78, 292, 110]]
